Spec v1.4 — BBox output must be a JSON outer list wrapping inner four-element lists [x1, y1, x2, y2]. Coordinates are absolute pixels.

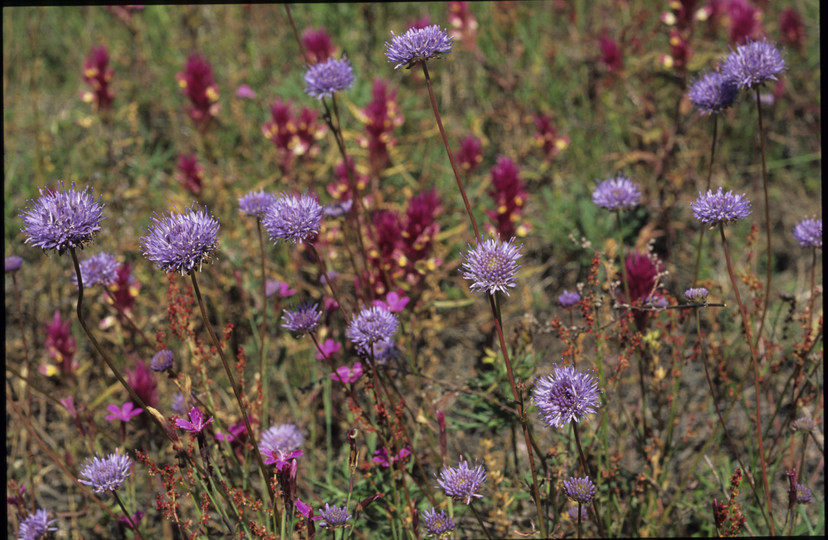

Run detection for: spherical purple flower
[[684, 287, 709, 302], [346, 306, 398, 356], [17, 508, 57, 540], [592, 174, 641, 211], [317, 503, 352, 529], [150, 349, 175, 372], [792, 217, 822, 248], [790, 483, 812, 505], [435, 458, 487, 505], [238, 189, 277, 219], [559, 289, 581, 307], [304, 56, 355, 99], [72, 252, 118, 288], [791, 417, 816, 432], [262, 192, 324, 244], [721, 38, 786, 90], [282, 302, 322, 335], [686, 71, 738, 114], [532, 364, 601, 428], [563, 476, 596, 504], [79, 450, 132, 493], [258, 423, 304, 463], [140, 203, 219, 275], [691, 188, 752, 226], [20, 182, 104, 255], [422, 507, 456, 538], [385, 24, 453, 69], [5, 256, 23, 273], [461, 236, 522, 296], [171, 392, 188, 415]]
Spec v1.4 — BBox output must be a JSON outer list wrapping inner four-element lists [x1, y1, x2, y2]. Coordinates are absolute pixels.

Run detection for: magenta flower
[[266, 279, 296, 298], [598, 31, 623, 73], [235, 84, 256, 99], [302, 26, 336, 64], [725, 0, 763, 44], [456, 134, 483, 173], [43, 310, 77, 377], [373, 291, 409, 313], [372, 445, 411, 467], [485, 156, 529, 238], [357, 78, 404, 174], [175, 407, 213, 434], [535, 114, 569, 161], [176, 54, 220, 127], [331, 362, 363, 384], [81, 45, 114, 110], [125, 360, 158, 408], [215, 421, 247, 444], [175, 154, 204, 196], [105, 401, 143, 423], [448, 1, 479, 50], [779, 8, 805, 50], [118, 510, 145, 530], [262, 99, 325, 171], [316, 338, 341, 360]]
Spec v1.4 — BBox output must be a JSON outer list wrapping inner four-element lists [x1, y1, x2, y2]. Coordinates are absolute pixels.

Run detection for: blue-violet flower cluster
[[385, 24, 453, 69], [304, 56, 355, 99], [792, 217, 821, 248], [563, 476, 596, 504], [258, 423, 304, 464], [262, 192, 324, 244], [691, 188, 751, 226], [721, 38, 786, 90], [684, 287, 709, 302], [559, 289, 581, 307], [140, 203, 219, 274], [346, 306, 398, 356], [592, 174, 641, 211], [17, 508, 57, 540], [461, 236, 522, 296], [435, 458, 487, 505], [282, 302, 322, 335], [317, 503, 352, 529], [72, 252, 118, 288], [686, 71, 738, 114], [79, 450, 132, 493], [150, 350, 174, 372], [422, 507, 456, 538], [532, 364, 601, 428], [239, 189, 277, 219], [20, 182, 104, 255]]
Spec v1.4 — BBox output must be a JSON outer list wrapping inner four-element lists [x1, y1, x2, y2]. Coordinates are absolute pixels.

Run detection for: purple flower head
[[79, 450, 132, 493], [317, 503, 352, 529], [282, 302, 322, 335], [691, 188, 751, 226], [685, 287, 709, 302], [721, 38, 786, 90], [72, 252, 118, 288], [171, 392, 188, 415], [262, 192, 324, 244], [125, 360, 158, 407], [6, 256, 23, 273], [385, 24, 453, 69], [372, 445, 411, 468], [592, 174, 641, 211], [435, 457, 487, 505], [792, 217, 822, 248], [346, 306, 398, 356], [567, 505, 589, 521], [461, 236, 522, 296], [324, 199, 353, 217], [175, 406, 213, 434], [686, 71, 738, 114], [304, 56, 355, 99], [792, 417, 816, 432], [331, 362, 363, 384], [17, 508, 57, 540], [559, 289, 581, 307], [236, 84, 256, 99], [563, 476, 596, 504], [140, 203, 219, 275], [423, 507, 456, 538], [258, 423, 304, 465], [20, 182, 104, 255], [239, 189, 277, 219], [532, 364, 601, 428], [150, 349, 174, 372], [105, 401, 143, 423], [790, 483, 812, 505]]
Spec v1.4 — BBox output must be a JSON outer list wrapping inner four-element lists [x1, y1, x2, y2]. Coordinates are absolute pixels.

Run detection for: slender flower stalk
[[112, 490, 147, 540]]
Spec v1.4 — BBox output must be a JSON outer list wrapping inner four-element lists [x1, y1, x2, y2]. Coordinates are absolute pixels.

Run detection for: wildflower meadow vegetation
[[5, 3, 823, 538]]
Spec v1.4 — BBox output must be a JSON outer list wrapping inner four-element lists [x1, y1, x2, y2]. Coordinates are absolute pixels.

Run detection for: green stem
[[717, 224, 775, 535]]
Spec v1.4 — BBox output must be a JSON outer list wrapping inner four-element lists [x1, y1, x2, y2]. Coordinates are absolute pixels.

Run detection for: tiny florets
[[150, 350, 174, 372], [559, 289, 581, 307], [563, 476, 596, 504], [721, 38, 786, 90], [239, 189, 277, 219], [385, 24, 453, 69], [422, 507, 456, 538], [461, 236, 522, 296], [686, 71, 738, 114], [72, 252, 118, 288], [684, 287, 709, 302], [317, 503, 352, 529], [304, 56, 355, 99], [691, 188, 752, 226], [79, 450, 132, 493], [282, 302, 322, 335], [17, 508, 57, 540], [258, 424, 304, 463], [435, 458, 487, 505], [792, 217, 822, 248], [346, 306, 399, 356], [532, 364, 601, 428], [262, 192, 324, 244], [140, 203, 219, 275], [592, 174, 641, 211], [20, 182, 104, 255]]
